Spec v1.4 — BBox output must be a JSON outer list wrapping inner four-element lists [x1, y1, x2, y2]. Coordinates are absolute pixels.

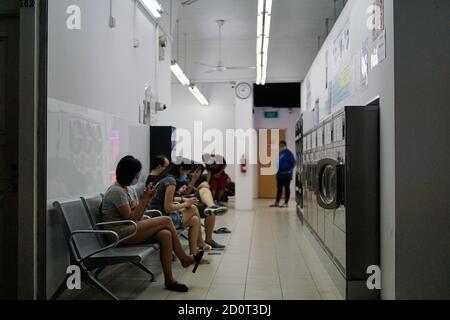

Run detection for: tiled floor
[[61, 199, 343, 300]]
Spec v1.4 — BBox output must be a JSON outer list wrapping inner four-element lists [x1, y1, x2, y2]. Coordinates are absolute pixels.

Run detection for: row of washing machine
[[300, 106, 380, 300]]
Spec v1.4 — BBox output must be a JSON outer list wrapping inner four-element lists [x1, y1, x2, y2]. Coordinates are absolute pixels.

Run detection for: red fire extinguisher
[[240, 155, 247, 173]]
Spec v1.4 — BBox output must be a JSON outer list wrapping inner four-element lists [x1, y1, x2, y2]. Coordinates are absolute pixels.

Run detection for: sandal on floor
[[165, 282, 189, 292], [214, 227, 232, 234], [192, 250, 204, 273]]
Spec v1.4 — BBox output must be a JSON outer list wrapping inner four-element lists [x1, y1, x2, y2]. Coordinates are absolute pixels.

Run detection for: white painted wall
[[253, 108, 301, 199], [156, 83, 237, 181], [46, 0, 174, 297], [234, 95, 256, 211], [301, 0, 396, 299]]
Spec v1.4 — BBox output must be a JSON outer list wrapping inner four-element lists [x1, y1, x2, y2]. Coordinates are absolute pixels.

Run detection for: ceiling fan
[[181, 0, 200, 5], [196, 20, 256, 74]]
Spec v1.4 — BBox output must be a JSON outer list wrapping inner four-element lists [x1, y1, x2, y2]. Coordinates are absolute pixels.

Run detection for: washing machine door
[[316, 159, 344, 210]]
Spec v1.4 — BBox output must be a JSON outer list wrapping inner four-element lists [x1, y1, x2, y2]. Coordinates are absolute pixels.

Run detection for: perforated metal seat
[[51, 198, 158, 300]]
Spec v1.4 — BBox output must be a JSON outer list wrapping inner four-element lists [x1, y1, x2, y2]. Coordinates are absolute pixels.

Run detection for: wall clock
[[235, 82, 252, 100]]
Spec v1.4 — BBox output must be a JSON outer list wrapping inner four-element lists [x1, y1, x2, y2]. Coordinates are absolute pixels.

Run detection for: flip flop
[[214, 227, 232, 234], [192, 250, 204, 273], [165, 281, 189, 292]]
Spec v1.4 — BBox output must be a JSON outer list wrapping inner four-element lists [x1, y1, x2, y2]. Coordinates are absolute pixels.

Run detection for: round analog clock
[[235, 82, 252, 100]]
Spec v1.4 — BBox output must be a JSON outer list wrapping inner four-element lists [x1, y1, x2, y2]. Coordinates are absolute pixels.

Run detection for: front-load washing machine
[[315, 106, 380, 300]]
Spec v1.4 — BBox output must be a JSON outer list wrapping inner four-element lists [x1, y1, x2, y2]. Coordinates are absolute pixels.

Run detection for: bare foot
[[181, 255, 195, 268], [199, 244, 212, 251]]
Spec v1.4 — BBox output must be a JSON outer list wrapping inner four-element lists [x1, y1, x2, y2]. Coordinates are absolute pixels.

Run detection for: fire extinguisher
[[240, 155, 247, 173]]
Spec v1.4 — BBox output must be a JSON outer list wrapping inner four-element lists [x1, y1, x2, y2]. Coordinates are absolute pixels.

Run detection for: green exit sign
[[264, 111, 279, 119]]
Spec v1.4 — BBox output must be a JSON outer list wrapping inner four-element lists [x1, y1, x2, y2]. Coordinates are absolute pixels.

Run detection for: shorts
[[102, 224, 135, 240], [196, 203, 207, 219], [194, 174, 208, 188], [168, 211, 184, 230], [209, 173, 227, 191]]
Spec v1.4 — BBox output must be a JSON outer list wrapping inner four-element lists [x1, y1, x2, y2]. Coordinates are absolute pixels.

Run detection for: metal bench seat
[[51, 198, 161, 300]]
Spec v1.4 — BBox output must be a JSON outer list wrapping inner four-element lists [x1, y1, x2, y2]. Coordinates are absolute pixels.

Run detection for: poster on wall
[[370, 29, 386, 69], [313, 98, 320, 126], [324, 50, 332, 117], [351, 53, 361, 96], [372, 0, 385, 42], [305, 72, 312, 111], [361, 39, 370, 88], [331, 19, 351, 109], [325, 50, 329, 89]]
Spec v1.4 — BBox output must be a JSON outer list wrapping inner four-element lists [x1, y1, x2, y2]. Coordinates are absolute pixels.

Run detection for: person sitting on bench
[[146, 156, 212, 256], [101, 155, 204, 292], [173, 162, 227, 250]]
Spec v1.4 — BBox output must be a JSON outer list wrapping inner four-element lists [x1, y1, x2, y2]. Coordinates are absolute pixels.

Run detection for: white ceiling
[[173, 0, 340, 82], [177, 0, 336, 42]]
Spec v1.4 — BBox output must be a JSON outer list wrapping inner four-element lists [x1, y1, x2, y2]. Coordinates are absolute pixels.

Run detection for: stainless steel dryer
[[316, 123, 325, 242], [309, 129, 318, 234], [315, 106, 379, 300]]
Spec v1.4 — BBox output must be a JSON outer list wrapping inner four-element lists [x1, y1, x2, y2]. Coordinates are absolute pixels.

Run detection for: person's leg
[[152, 229, 175, 285], [209, 177, 218, 201], [182, 207, 201, 255], [284, 178, 291, 205], [124, 216, 175, 244], [216, 174, 227, 203], [197, 181, 211, 191], [276, 178, 283, 204], [198, 187, 227, 217], [204, 215, 215, 243], [125, 217, 195, 267], [198, 187, 215, 207]]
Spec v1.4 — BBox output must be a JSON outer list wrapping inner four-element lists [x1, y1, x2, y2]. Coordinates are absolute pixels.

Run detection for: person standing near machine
[[270, 141, 296, 208]]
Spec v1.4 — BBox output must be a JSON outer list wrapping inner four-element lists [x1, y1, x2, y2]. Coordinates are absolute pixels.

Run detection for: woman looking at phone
[[147, 157, 211, 256], [102, 156, 203, 292]]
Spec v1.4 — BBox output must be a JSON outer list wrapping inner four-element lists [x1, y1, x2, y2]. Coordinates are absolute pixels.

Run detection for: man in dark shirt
[[270, 141, 296, 208]]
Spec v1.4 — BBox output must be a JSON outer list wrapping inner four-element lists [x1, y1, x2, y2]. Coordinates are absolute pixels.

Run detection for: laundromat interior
[[0, 0, 449, 301]]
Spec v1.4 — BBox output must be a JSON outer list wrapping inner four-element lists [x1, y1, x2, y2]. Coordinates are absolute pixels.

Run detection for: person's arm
[[164, 185, 197, 212], [188, 168, 202, 192], [117, 187, 156, 222]]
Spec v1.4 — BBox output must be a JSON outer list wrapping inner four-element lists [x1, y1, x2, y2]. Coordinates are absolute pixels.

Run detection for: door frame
[[257, 129, 287, 199], [13, 0, 48, 300], [37, 0, 48, 301]]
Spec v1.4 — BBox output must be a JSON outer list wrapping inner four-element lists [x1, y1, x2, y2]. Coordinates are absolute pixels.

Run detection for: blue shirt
[[276, 149, 296, 180]]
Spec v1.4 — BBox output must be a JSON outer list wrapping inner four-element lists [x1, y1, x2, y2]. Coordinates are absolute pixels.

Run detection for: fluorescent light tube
[[257, 14, 263, 37], [258, 0, 265, 14], [189, 85, 209, 106], [140, 0, 163, 19], [261, 73, 267, 85], [265, 0, 273, 14], [262, 37, 270, 55], [262, 52, 268, 67], [256, 36, 263, 54], [170, 61, 190, 86], [256, 0, 272, 85], [263, 13, 271, 38]]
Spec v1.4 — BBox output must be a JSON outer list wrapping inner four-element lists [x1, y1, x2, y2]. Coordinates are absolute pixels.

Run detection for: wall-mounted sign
[[264, 111, 279, 119]]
